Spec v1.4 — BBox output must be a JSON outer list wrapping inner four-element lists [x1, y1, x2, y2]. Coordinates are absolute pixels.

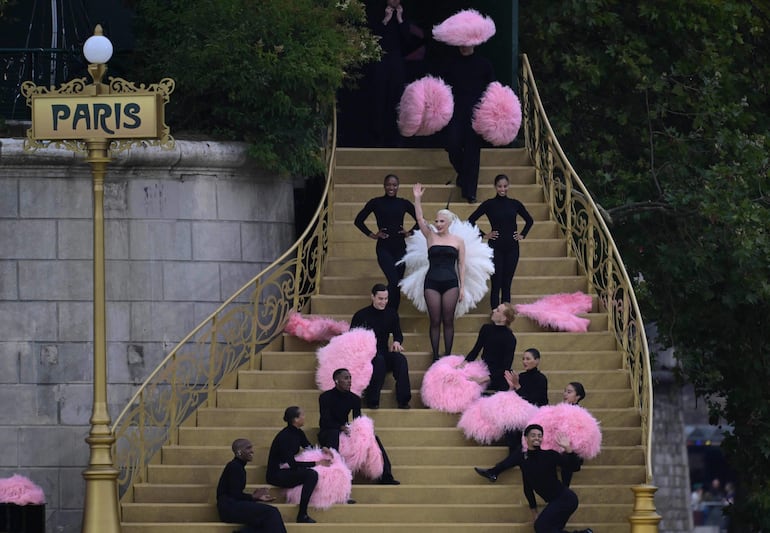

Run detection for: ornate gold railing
[[111, 114, 337, 499], [520, 54, 654, 484]]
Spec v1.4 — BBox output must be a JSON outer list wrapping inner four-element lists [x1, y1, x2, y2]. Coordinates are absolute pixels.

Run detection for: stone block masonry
[[0, 138, 295, 532]]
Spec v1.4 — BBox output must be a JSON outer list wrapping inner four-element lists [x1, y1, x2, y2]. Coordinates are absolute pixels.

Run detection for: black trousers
[[490, 245, 520, 308], [317, 430, 394, 480], [218, 499, 287, 533], [488, 429, 523, 475], [266, 468, 319, 517], [445, 112, 482, 200], [376, 243, 406, 310], [366, 350, 411, 406], [534, 488, 578, 533]]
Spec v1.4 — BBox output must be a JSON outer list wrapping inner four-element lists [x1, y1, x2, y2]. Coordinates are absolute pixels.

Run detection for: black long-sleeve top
[[521, 448, 581, 508], [516, 368, 548, 406], [371, 9, 411, 58], [441, 52, 495, 111], [266, 425, 315, 477], [464, 323, 516, 391], [216, 457, 252, 503], [350, 304, 404, 354], [318, 387, 362, 432], [354, 196, 417, 248], [468, 195, 535, 250]]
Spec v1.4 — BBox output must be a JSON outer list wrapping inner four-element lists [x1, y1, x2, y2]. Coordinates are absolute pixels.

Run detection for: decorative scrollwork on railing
[[520, 55, 653, 484], [112, 115, 337, 499]]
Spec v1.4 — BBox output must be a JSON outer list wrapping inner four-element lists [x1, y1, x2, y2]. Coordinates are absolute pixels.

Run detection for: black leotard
[[424, 245, 459, 293]]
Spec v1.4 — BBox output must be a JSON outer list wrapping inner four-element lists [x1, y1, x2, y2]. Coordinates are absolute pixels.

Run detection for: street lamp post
[[21, 25, 174, 532]]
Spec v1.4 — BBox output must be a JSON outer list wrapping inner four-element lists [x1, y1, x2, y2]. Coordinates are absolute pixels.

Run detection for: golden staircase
[[118, 146, 645, 533]]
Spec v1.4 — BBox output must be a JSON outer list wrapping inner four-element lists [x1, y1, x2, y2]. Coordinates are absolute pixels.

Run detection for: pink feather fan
[[458, 391, 538, 444], [432, 9, 496, 47], [284, 310, 350, 343], [420, 355, 488, 413], [0, 474, 45, 505], [315, 328, 375, 396], [339, 416, 384, 480], [472, 82, 522, 146], [514, 292, 593, 332], [523, 403, 602, 459], [398, 76, 454, 137], [284, 447, 352, 509]]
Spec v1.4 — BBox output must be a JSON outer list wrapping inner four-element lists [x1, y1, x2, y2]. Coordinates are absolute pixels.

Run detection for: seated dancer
[[216, 438, 287, 533], [557, 382, 587, 488], [354, 174, 417, 310], [519, 424, 593, 533], [351, 283, 412, 409], [266, 406, 333, 524], [318, 368, 400, 485], [464, 302, 517, 393], [474, 348, 548, 481]]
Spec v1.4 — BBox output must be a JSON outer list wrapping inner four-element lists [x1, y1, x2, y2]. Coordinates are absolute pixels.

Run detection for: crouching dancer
[[520, 424, 592, 533], [217, 438, 287, 533]]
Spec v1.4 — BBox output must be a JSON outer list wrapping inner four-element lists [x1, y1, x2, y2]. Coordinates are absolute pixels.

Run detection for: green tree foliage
[[520, 1, 770, 529], [129, 0, 379, 176]]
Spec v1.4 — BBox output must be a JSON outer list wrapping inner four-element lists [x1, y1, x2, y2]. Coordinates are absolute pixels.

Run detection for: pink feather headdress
[[472, 82, 522, 146], [0, 474, 46, 505], [432, 9, 496, 47], [284, 448, 352, 509], [420, 355, 488, 413], [398, 76, 454, 137], [315, 328, 375, 396]]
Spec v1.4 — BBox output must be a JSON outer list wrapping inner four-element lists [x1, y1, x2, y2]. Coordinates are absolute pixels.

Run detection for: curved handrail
[[110, 111, 338, 499], [520, 54, 654, 484]]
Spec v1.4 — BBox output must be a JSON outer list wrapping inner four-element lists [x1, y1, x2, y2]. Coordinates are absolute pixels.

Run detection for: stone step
[[335, 165, 536, 184], [235, 368, 630, 391], [283, 330, 618, 353], [334, 202, 552, 221], [213, 389, 635, 410], [132, 482, 636, 505], [261, 350, 625, 372], [327, 238, 565, 259], [323, 256, 578, 277], [176, 426, 641, 448], [333, 183, 544, 204], [334, 147, 531, 167], [331, 220, 560, 241], [145, 463, 645, 486]]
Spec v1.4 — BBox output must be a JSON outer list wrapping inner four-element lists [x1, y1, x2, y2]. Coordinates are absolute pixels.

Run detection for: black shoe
[[467, 196, 476, 204], [297, 514, 316, 523], [474, 467, 497, 482], [398, 403, 411, 409], [378, 477, 401, 485], [366, 402, 380, 410], [346, 499, 357, 504]]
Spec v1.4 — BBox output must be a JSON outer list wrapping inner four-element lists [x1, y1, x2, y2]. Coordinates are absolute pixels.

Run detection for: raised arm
[[412, 183, 431, 240]]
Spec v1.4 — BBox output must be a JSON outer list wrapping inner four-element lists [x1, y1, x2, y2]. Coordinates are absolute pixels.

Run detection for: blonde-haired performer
[[412, 183, 465, 360]]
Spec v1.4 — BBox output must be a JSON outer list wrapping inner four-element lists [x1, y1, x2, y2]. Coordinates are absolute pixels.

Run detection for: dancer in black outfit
[[317, 368, 400, 484], [266, 406, 332, 524], [464, 302, 517, 392], [559, 382, 586, 488], [412, 182, 465, 360], [216, 438, 287, 533], [354, 174, 417, 310], [442, 45, 495, 203], [520, 424, 593, 533], [474, 348, 548, 481], [350, 284, 412, 409], [468, 174, 534, 308]]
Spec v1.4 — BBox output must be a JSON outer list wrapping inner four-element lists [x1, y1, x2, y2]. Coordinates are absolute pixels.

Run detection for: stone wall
[[0, 138, 295, 532]]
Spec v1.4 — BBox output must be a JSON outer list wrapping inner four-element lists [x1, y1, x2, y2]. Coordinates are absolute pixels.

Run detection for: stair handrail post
[[629, 484, 662, 532]]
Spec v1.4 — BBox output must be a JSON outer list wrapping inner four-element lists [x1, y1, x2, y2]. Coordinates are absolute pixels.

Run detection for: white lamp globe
[[83, 32, 113, 64]]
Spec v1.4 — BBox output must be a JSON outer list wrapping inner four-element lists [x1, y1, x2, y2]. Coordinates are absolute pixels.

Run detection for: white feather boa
[[398, 220, 494, 317]]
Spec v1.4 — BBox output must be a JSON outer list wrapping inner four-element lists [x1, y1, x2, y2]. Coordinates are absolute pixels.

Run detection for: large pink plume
[[338, 416, 384, 480], [472, 82, 522, 146], [432, 9, 496, 47], [398, 76, 454, 137], [523, 403, 602, 459], [0, 474, 46, 505], [315, 328, 375, 396], [284, 448, 352, 509], [458, 391, 538, 444], [420, 355, 488, 413], [284, 311, 350, 343], [514, 292, 593, 332]]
